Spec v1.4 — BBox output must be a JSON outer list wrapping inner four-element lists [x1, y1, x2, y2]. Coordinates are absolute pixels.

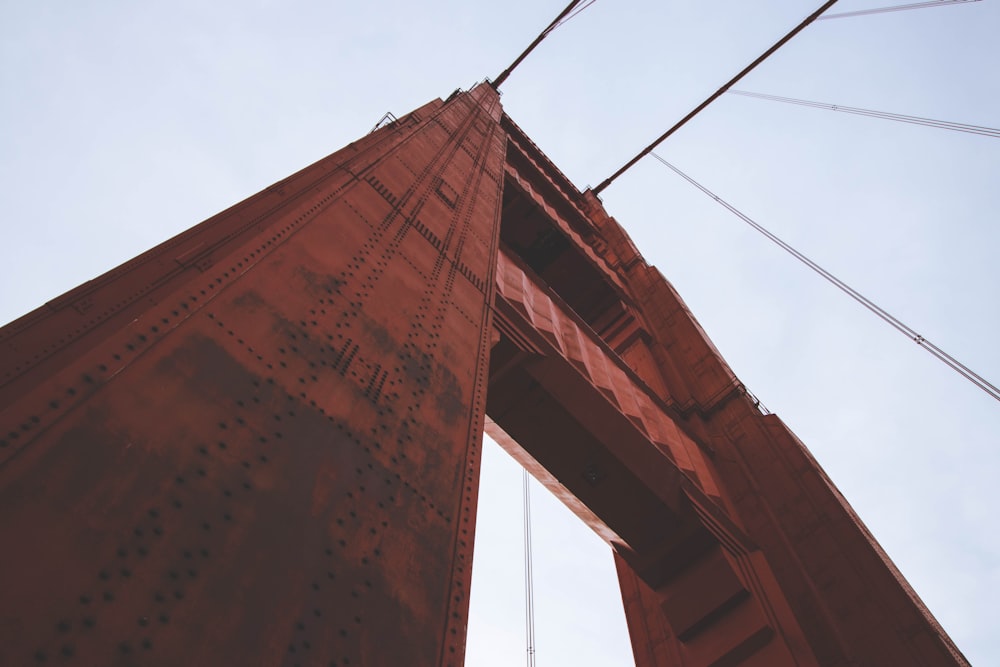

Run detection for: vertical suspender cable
[[523, 468, 537, 667]]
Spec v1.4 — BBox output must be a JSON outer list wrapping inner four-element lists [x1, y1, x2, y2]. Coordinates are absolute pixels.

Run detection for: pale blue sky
[[2, 1, 998, 664]]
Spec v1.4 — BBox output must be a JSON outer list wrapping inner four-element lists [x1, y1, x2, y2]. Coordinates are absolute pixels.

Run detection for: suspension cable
[[492, 0, 594, 90], [593, 0, 840, 194], [817, 0, 980, 21], [523, 468, 537, 667], [729, 90, 1000, 138], [651, 153, 1000, 403], [551, 0, 597, 31]]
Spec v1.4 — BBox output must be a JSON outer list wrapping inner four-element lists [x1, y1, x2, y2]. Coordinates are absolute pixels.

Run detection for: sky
[[1, 1, 998, 664]]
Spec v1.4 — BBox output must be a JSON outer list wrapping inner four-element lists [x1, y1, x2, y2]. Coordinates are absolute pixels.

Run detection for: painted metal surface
[[0, 84, 505, 666], [487, 120, 967, 666], [0, 83, 969, 666], [487, 249, 812, 667]]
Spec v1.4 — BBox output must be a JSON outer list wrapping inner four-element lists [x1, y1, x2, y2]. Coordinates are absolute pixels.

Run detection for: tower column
[[0, 84, 505, 667]]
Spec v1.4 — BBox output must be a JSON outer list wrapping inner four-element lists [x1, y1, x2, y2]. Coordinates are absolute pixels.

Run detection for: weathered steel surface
[[0, 85, 969, 667], [0, 84, 505, 666]]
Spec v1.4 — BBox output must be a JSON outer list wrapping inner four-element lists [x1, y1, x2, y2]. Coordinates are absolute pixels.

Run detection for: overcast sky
[[2, 1, 998, 664]]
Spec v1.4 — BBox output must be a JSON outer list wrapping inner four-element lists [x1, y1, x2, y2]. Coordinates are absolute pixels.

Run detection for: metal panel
[[0, 84, 505, 667]]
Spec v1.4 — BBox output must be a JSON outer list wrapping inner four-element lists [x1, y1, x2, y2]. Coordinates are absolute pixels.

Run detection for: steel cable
[[594, 0, 841, 194], [729, 90, 1000, 138], [818, 0, 981, 20], [493, 0, 594, 89], [523, 468, 537, 667], [651, 153, 1000, 403], [550, 0, 597, 32]]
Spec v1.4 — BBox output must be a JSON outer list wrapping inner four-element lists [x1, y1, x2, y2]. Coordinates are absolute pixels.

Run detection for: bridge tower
[[0, 84, 968, 666]]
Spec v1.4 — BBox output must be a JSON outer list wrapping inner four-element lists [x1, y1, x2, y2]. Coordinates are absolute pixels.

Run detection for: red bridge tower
[[0, 84, 968, 666]]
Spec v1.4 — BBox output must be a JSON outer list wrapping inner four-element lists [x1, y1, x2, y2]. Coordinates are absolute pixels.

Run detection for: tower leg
[[0, 84, 506, 667]]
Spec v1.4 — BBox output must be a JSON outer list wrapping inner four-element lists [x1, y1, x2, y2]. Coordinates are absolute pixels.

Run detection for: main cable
[[651, 153, 1000, 403], [593, 0, 840, 194], [818, 0, 980, 20], [493, 0, 593, 90], [729, 90, 1000, 138]]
